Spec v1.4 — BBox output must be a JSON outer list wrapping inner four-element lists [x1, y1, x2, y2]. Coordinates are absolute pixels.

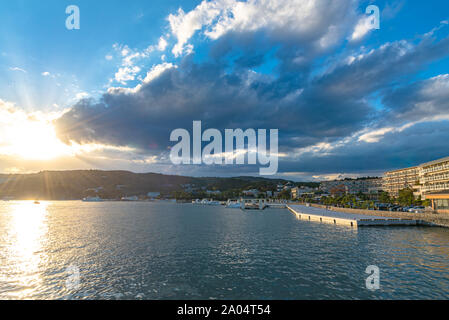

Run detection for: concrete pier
[[287, 205, 418, 227], [240, 198, 288, 210]]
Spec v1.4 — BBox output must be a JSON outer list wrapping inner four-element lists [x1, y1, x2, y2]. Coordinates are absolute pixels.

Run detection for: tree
[[278, 189, 291, 200], [398, 188, 415, 206], [356, 191, 368, 201], [379, 191, 391, 204]]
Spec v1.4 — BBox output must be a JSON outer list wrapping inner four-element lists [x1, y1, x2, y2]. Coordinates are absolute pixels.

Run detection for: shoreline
[[293, 202, 449, 228]]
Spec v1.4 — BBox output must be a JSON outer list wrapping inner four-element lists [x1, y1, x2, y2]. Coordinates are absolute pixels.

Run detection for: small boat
[[239, 198, 268, 210], [82, 196, 104, 202], [241, 203, 263, 210], [196, 199, 221, 206], [34, 200, 40, 205], [226, 200, 241, 209]]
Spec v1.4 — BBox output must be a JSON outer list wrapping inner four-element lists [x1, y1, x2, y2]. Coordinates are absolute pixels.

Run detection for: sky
[[0, 0, 449, 181]]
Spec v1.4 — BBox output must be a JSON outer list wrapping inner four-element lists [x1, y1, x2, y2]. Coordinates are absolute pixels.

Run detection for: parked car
[[410, 206, 425, 213]]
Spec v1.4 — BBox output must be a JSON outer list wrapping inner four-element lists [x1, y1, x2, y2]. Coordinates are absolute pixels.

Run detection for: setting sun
[[7, 121, 73, 160], [0, 104, 73, 161]]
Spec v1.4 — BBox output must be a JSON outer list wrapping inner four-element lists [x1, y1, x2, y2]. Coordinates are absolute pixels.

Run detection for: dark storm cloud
[[54, 21, 449, 176], [382, 74, 449, 123], [280, 120, 449, 176], [55, 53, 371, 153]]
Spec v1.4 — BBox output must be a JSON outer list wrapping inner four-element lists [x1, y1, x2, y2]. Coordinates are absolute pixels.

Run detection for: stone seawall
[[292, 203, 449, 228]]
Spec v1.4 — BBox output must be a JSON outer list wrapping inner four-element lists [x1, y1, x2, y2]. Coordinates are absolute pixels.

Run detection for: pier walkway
[[287, 204, 419, 227]]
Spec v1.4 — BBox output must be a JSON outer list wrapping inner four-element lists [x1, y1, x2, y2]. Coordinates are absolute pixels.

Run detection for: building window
[[435, 199, 449, 210]]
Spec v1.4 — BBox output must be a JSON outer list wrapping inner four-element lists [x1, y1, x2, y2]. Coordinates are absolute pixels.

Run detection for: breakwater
[[294, 203, 449, 228]]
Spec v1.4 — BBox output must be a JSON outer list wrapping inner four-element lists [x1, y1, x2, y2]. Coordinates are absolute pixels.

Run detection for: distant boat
[[199, 199, 221, 206], [226, 200, 241, 209], [82, 196, 104, 202], [239, 198, 268, 210], [121, 196, 139, 201], [34, 200, 40, 205]]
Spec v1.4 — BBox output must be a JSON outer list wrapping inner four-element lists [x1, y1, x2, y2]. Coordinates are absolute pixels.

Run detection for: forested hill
[[0, 170, 319, 200]]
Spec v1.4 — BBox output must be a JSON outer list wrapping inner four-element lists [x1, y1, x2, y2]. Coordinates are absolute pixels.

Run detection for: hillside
[[0, 170, 319, 200]]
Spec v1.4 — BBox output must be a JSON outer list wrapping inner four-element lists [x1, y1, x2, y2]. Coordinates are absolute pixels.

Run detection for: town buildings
[[319, 178, 382, 197], [147, 192, 161, 199], [382, 167, 420, 198], [416, 156, 449, 213], [291, 186, 315, 199], [242, 189, 260, 197]]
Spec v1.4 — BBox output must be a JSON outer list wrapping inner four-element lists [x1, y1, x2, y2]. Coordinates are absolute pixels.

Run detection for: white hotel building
[[419, 157, 449, 195], [383, 156, 449, 204]]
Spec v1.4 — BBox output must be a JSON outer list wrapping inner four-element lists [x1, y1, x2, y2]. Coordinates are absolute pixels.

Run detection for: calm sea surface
[[1, 201, 449, 300]]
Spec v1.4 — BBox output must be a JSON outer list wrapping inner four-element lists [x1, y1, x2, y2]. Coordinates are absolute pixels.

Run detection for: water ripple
[[1, 201, 449, 299]]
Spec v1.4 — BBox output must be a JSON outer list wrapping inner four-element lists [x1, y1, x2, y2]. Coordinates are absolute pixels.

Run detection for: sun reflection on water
[[0, 201, 49, 299]]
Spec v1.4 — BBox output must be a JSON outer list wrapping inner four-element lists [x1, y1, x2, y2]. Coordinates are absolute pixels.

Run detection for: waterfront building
[[426, 192, 449, 214], [283, 182, 294, 191], [320, 178, 382, 196], [329, 184, 348, 197], [291, 186, 315, 199], [382, 167, 420, 198], [147, 192, 161, 199], [242, 189, 260, 197], [419, 157, 449, 196], [383, 156, 449, 199]]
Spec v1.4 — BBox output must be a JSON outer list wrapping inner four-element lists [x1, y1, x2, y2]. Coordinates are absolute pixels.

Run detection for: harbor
[[2, 200, 449, 299], [288, 204, 419, 227], [192, 198, 288, 210], [239, 198, 288, 210]]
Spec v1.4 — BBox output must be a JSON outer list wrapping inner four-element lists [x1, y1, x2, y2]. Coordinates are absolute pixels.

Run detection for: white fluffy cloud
[[157, 37, 168, 51], [114, 66, 141, 84], [351, 15, 375, 41], [108, 62, 176, 95], [168, 0, 360, 56], [111, 36, 171, 85], [75, 92, 89, 100]]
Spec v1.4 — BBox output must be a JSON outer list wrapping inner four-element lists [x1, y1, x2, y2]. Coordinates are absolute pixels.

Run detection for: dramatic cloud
[[52, 0, 449, 178], [383, 74, 449, 123], [281, 120, 449, 178], [168, 0, 359, 56]]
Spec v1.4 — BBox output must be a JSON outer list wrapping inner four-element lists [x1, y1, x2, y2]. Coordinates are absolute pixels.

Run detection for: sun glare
[[1, 117, 73, 160], [1, 201, 49, 299]]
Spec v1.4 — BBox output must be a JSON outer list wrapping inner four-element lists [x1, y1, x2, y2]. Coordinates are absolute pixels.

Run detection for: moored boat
[[226, 199, 241, 208], [82, 196, 104, 202]]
